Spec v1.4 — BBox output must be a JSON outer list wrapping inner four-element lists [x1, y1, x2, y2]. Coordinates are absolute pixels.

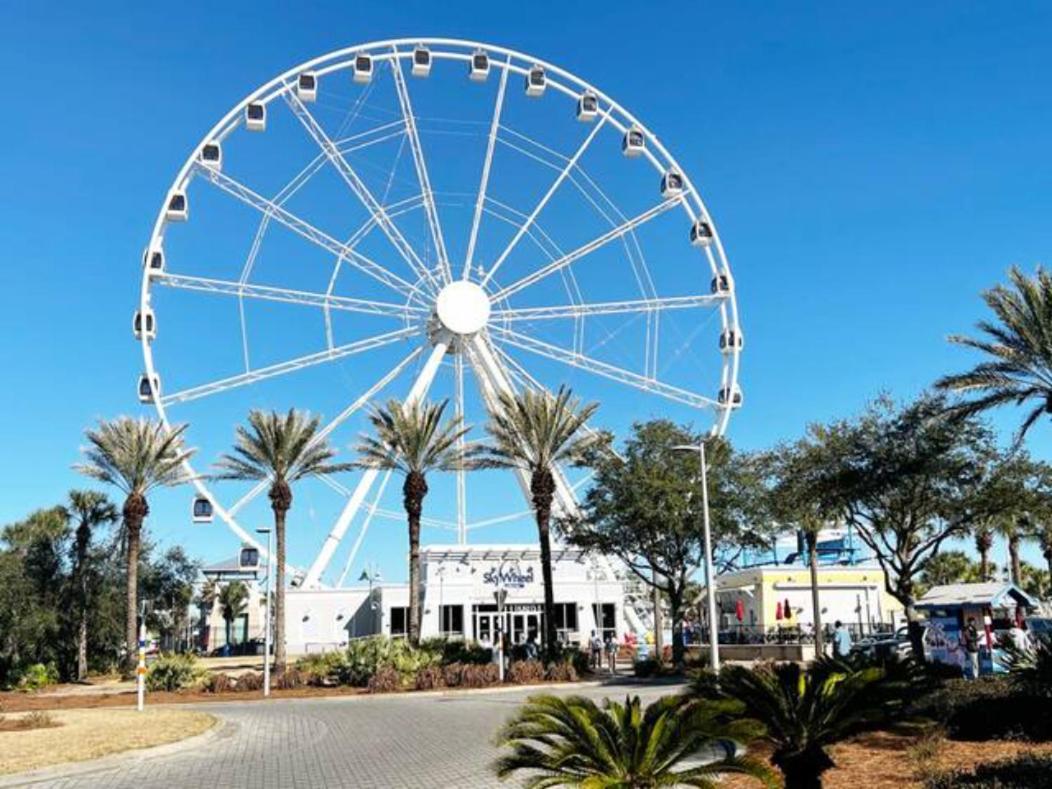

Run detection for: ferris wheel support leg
[[301, 336, 450, 589]]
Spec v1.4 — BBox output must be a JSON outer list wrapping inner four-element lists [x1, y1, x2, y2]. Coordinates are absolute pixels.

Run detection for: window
[[592, 603, 617, 641], [390, 606, 408, 637], [552, 603, 578, 642], [440, 605, 464, 637]]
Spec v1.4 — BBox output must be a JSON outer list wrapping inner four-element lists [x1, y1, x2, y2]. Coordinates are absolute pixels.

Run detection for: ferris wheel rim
[[136, 37, 742, 576]]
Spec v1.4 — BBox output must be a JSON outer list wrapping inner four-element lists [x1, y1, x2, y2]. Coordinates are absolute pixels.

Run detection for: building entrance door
[[509, 612, 541, 645]]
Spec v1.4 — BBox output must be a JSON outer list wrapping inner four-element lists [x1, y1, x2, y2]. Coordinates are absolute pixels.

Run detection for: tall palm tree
[[481, 387, 599, 661], [937, 266, 1052, 441], [218, 581, 249, 649], [693, 661, 919, 789], [75, 418, 194, 672], [974, 524, 995, 580], [494, 693, 773, 788], [995, 516, 1031, 584], [213, 409, 351, 671], [65, 490, 117, 680], [354, 398, 483, 645]]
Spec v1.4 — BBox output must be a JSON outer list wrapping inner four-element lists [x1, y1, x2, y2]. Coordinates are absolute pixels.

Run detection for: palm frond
[[74, 417, 195, 497]]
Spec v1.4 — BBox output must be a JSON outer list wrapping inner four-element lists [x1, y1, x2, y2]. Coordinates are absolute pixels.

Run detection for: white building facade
[[285, 544, 628, 655]]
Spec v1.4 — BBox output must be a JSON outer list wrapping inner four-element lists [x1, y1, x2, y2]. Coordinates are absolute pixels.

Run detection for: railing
[[682, 622, 896, 646]]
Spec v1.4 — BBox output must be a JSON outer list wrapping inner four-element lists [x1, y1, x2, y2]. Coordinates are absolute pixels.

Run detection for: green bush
[[15, 663, 59, 692], [295, 651, 355, 686], [924, 753, 1052, 788], [145, 654, 204, 692], [910, 676, 1052, 741]]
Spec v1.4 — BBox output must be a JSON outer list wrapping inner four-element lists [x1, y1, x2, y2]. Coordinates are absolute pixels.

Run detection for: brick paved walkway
[[11, 680, 681, 788]]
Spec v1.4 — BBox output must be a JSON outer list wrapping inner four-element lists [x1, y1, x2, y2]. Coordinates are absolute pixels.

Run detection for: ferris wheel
[[135, 38, 742, 590]]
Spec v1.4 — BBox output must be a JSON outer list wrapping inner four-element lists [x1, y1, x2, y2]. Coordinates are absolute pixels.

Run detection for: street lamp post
[[494, 579, 508, 683], [257, 527, 273, 697], [359, 565, 382, 634], [673, 438, 720, 673]]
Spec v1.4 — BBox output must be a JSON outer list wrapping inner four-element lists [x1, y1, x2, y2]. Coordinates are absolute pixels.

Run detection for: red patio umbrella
[[735, 599, 745, 623], [775, 601, 783, 621]]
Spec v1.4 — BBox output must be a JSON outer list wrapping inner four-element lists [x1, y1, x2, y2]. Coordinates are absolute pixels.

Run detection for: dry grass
[[0, 710, 60, 732], [0, 708, 215, 775], [723, 732, 1052, 789]]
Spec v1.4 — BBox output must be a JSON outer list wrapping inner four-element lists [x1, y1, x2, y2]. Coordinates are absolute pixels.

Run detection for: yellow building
[[710, 564, 905, 635]]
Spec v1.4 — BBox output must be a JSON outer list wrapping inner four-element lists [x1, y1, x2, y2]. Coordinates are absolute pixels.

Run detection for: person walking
[[962, 617, 981, 680], [832, 620, 853, 658], [589, 630, 602, 671], [604, 633, 618, 674], [525, 632, 539, 661]]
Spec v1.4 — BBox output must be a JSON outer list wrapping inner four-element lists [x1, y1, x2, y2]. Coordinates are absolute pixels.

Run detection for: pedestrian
[[962, 617, 981, 680], [589, 630, 602, 670], [604, 633, 617, 674], [1008, 620, 1032, 653], [525, 632, 539, 661], [832, 620, 853, 658]]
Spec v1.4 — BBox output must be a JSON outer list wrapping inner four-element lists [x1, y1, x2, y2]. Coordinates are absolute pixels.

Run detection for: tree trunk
[[74, 523, 91, 681], [1044, 546, 1052, 579], [1008, 534, 1022, 585], [979, 548, 990, 581], [404, 471, 428, 646], [975, 529, 993, 582], [122, 494, 148, 675], [905, 600, 926, 663], [669, 590, 685, 667], [531, 469, 559, 662], [652, 569, 664, 665], [270, 480, 292, 673], [807, 532, 825, 655], [779, 754, 830, 789]]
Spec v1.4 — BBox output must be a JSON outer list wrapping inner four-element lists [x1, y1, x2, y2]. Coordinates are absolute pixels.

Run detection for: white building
[[285, 544, 630, 655]]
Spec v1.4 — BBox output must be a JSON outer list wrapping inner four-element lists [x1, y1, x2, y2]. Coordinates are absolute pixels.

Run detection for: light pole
[[359, 565, 382, 634], [494, 573, 508, 682], [257, 527, 273, 697], [673, 437, 720, 673]]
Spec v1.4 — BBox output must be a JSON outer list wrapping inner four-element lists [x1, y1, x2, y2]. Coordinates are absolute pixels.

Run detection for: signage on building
[[482, 562, 535, 589]]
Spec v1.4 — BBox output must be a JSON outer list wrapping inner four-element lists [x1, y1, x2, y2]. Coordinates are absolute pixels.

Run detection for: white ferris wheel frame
[[137, 37, 742, 590]]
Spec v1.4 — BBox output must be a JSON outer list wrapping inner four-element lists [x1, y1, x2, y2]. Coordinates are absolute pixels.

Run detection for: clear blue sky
[[3, 1, 1052, 580]]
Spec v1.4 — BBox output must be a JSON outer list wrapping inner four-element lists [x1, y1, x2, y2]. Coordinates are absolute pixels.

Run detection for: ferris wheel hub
[[435, 280, 491, 335]]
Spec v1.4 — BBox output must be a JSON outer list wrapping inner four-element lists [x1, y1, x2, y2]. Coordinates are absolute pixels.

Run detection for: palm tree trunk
[[404, 471, 428, 646], [807, 532, 825, 655], [1009, 534, 1022, 585], [1044, 546, 1052, 579], [74, 524, 90, 681], [122, 494, 147, 675], [270, 480, 292, 673], [531, 469, 559, 662], [979, 547, 990, 581], [669, 589, 685, 667]]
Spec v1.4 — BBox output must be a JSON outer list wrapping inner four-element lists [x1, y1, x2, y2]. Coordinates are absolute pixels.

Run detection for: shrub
[[508, 660, 546, 685], [1002, 633, 1052, 698], [1, 711, 60, 731], [145, 654, 204, 692], [924, 753, 1052, 788], [295, 651, 355, 687], [633, 658, 659, 678], [414, 665, 446, 690], [367, 666, 403, 693], [236, 672, 264, 692], [15, 663, 59, 692], [460, 662, 500, 688], [420, 638, 492, 666], [544, 661, 578, 683], [275, 668, 306, 690], [202, 672, 236, 694], [910, 677, 1052, 741]]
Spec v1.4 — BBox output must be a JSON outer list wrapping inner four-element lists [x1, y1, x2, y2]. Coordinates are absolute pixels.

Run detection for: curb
[[0, 714, 232, 787]]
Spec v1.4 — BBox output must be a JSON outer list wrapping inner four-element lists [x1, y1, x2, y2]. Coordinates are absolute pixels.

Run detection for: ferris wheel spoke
[[488, 326, 718, 410], [160, 326, 420, 406], [302, 335, 451, 589], [154, 273, 426, 319], [283, 90, 439, 290], [197, 166, 420, 300], [389, 49, 452, 284], [492, 294, 723, 322], [490, 194, 686, 303], [481, 111, 610, 286], [454, 350, 467, 544], [463, 57, 510, 280]]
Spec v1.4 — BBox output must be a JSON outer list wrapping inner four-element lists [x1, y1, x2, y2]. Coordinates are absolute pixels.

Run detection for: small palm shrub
[[295, 651, 355, 686], [15, 663, 59, 692], [544, 660, 577, 683], [924, 753, 1052, 788], [494, 694, 773, 788], [1002, 633, 1052, 697], [367, 666, 403, 693], [910, 676, 1052, 741], [145, 654, 204, 692], [275, 668, 306, 690], [414, 666, 446, 690], [443, 662, 500, 688], [236, 671, 264, 692], [419, 638, 493, 666], [202, 672, 236, 694], [508, 659, 546, 684], [694, 661, 922, 789]]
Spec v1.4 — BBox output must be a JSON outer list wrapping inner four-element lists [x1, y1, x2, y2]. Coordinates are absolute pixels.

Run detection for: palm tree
[[1039, 523, 1052, 578], [197, 577, 219, 651], [695, 661, 918, 789], [974, 524, 995, 580], [214, 409, 351, 671], [354, 398, 482, 645], [481, 387, 599, 661], [995, 516, 1031, 584], [75, 417, 194, 672], [937, 266, 1052, 441], [65, 490, 117, 680], [494, 693, 773, 788], [218, 581, 249, 649]]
